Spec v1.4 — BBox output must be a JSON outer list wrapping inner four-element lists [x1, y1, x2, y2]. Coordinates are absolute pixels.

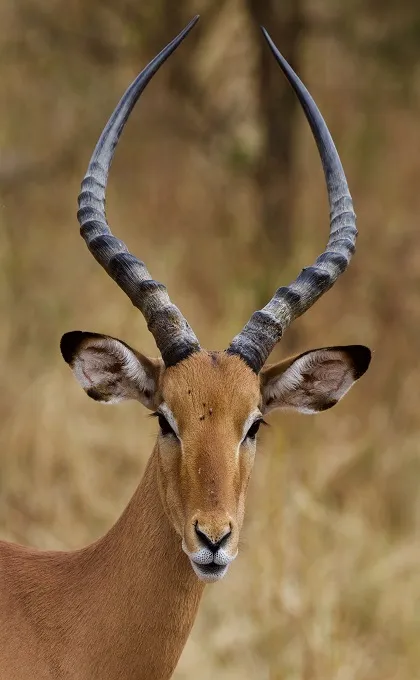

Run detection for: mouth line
[[196, 561, 225, 574], [190, 559, 229, 582]]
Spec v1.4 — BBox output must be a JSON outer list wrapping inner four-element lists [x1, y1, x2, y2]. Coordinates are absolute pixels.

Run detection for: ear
[[60, 331, 164, 410], [260, 345, 371, 415]]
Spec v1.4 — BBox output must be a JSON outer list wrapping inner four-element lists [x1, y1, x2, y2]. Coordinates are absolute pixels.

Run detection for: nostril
[[194, 522, 213, 550], [221, 525, 232, 547], [194, 522, 232, 553]]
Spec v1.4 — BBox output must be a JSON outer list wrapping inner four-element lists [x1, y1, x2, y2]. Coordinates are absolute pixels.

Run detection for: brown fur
[[0, 452, 203, 680]]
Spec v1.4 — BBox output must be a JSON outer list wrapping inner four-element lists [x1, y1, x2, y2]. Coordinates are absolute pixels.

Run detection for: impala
[[0, 16, 371, 680]]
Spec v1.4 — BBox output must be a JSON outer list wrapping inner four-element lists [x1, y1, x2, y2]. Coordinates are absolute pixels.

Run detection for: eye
[[157, 413, 177, 438], [245, 419, 264, 441]]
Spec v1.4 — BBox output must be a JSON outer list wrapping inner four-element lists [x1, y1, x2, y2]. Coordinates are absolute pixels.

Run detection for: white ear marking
[[62, 332, 163, 409], [261, 346, 370, 415]]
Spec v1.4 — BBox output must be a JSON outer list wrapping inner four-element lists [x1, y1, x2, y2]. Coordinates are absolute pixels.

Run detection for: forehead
[[162, 351, 260, 424]]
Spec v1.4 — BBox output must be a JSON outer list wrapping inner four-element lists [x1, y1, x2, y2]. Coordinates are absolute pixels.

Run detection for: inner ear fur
[[260, 345, 371, 415], [60, 331, 164, 409]]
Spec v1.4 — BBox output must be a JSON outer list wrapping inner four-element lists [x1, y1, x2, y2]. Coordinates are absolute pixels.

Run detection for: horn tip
[[260, 27, 286, 66], [260, 26, 273, 43]]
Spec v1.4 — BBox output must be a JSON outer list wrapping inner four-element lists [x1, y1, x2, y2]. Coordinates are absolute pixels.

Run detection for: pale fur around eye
[[158, 413, 176, 437], [243, 418, 267, 442], [151, 411, 178, 438]]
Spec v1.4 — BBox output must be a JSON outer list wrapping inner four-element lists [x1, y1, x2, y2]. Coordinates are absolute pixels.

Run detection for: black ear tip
[[60, 331, 86, 364], [349, 345, 372, 379]]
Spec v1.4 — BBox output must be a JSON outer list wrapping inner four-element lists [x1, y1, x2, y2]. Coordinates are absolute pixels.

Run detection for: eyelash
[[152, 412, 177, 437], [244, 419, 266, 441]]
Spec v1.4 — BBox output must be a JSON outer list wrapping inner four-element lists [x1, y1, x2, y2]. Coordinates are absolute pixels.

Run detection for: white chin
[[190, 560, 229, 583]]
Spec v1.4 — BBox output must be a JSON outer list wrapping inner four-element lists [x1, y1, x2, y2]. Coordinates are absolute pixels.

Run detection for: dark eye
[[157, 413, 176, 437], [245, 419, 263, 441]]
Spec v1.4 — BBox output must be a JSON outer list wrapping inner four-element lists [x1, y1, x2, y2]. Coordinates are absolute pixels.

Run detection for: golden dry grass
[[1, 3, 420, 679]]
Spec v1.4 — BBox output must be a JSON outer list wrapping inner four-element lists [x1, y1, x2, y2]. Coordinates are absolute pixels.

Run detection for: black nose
[[194, 523, 232, 553]]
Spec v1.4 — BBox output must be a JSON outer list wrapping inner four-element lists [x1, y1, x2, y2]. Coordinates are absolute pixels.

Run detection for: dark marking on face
[[209, 352, 218, 367], [199, 415, 205, 421], [208, 408, 213, 416]]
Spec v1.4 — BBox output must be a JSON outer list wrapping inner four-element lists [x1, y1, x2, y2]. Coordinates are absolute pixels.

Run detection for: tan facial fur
[[155, 351, 261, 582]]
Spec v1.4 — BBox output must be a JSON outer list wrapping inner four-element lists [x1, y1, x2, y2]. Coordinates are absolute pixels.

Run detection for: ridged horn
[[228, 28, 357, 373], [77, 17, 201, 367]]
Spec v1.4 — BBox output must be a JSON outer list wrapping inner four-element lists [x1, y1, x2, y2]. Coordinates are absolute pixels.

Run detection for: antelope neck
[[4, 449, 204, 680], [79, 448, 205, 679]]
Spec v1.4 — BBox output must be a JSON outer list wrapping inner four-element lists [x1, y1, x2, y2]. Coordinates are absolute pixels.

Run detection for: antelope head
[[61, 17, 371, 582]]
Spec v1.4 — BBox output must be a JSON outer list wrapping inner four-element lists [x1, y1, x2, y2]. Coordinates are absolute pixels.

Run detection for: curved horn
[[77, 17, 201, 367], [227, 28, 358, 373]]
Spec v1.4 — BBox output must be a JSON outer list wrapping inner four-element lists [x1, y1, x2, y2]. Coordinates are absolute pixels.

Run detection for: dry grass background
[[1, 1, 420, 678]]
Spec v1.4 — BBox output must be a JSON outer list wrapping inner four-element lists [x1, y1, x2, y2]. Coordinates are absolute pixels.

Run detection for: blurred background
[[1, 0, 420, 678]]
